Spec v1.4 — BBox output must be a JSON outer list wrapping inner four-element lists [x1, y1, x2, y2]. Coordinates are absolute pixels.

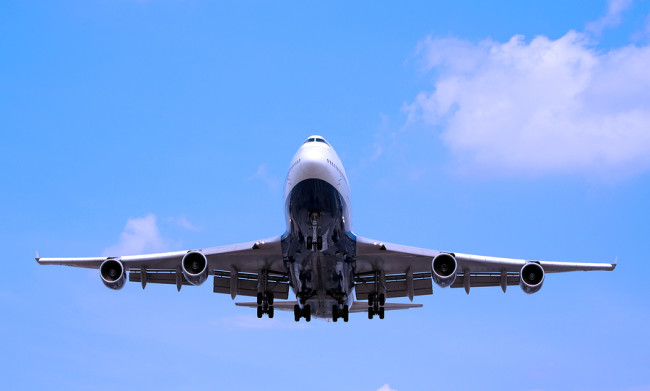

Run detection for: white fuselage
[[280, 136, 356, 318]]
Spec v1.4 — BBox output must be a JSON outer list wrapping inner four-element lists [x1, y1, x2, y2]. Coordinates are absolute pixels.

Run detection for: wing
[[354, 236, 616, 299], [36, 236, 289, 298]]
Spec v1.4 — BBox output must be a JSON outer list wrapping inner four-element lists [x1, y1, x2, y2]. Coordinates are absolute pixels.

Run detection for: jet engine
[[100, 258, 126, 290], [520, 262, 544, 294], [431, 253, 458, 288], [181, 251, 208, 286]]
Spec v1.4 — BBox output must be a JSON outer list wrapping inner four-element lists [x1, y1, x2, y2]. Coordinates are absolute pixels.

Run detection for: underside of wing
[[36, 236, 289, 297], [354, 235, 616, 297]]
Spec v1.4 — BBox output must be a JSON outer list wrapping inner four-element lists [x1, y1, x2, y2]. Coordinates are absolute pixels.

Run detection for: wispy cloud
[[405, 28, 650, 179], [377, 385, 398, 391], [102, 214, 177, 256], [165, 215, 200, 231], [586, 0, 633, 35], [249, 163, 282, 192]]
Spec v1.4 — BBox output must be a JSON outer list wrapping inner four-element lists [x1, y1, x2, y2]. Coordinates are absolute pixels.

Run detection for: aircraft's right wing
[[353, 236, 616, 300]]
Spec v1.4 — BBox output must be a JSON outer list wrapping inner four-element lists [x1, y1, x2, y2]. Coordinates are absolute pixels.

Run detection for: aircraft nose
[[299, 154, 327, 177]]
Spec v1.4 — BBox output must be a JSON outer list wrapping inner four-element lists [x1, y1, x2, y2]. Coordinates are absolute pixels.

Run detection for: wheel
[[267, 292, 274, 306], [294, 304, 301, 322], [268, 306, 274, 319], [378, 307, 385, 319], [332, 305, 339, 322], [379, 293, 385, 306], [257, 305, 263, 318], [307, 237, 313, 249], [317, 236, 323, 250], [343, 305, 349, 322], [304, 305, 311, 322], [257, 292, 263, 305], [368, 307, 373, 319], [368, 294, 374, 307]]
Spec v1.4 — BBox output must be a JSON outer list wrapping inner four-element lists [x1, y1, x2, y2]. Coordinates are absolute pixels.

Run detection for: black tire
[[305, 305, 311, 322], [343, 305, 349, 322], [332, 305, 339, 322], [379, 293, 386, 306], [368, 307, 373, 319], [294, 304, 301, 322], [307, 237, 313, 249], [268, 306, 274, 319], [267, 292, 274, 306], [379, 307, 385, 319], [257, 305, 263, 318], [368, 294, 374, 307], [317, 236, 323, 250], [257, 292, 263, 305]]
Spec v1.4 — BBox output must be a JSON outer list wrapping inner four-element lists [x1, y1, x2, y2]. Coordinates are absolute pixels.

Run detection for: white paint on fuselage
[[284, 135, 351, 225]]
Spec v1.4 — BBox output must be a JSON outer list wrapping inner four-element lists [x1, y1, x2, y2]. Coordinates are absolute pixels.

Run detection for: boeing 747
[[37, 136, 616, 322]]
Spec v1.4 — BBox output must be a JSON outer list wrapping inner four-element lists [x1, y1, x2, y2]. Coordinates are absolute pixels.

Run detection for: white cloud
[[586, 0, 632, 35], [377, 385, 397, 391], [405, 30, 650, 179], [103, 214, 175, 256], [166, 215, 200, 231]]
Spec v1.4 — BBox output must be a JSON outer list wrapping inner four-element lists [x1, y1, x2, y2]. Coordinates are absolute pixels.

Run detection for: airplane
[[37, 135, 616, 322]]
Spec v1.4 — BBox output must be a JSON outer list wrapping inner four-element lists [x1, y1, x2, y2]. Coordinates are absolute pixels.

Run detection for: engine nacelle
[[100, 258, 126, 290], [431, 253, 458, 288], [520, 262, 544, 294], [181, 251, 208, 286]]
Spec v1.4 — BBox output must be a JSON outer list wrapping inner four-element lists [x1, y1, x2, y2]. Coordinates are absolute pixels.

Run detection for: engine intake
[[182, 251, 208, 286], [100, 259, 126, 290], [520, 262, 544, 294], [431, 253, 458, 288]]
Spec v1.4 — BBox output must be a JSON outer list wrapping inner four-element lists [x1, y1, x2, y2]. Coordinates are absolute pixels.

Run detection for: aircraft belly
[[281, 178, 356, 318]]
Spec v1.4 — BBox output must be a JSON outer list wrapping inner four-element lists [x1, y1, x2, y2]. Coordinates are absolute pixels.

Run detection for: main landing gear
[[332, 304, 349, 322], [368, 292, 385, 320], [294, 304, 311, 322], [256, 292, 274, 318]]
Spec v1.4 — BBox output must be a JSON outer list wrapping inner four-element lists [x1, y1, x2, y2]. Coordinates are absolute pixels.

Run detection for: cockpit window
[[303, 137, 330, 146]]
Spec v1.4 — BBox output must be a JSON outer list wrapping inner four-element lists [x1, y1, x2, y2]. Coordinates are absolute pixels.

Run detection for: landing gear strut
[[256, 270, 275, 318], [294, 304, 311, 322], [367, 270, 386, 320], [308, 212, 323, 251]]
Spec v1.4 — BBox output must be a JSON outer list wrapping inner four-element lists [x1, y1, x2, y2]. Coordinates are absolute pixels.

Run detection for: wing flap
[[213, 270, 290, 299], [354, 272, 433, 300], [450, 272, 520, 289]]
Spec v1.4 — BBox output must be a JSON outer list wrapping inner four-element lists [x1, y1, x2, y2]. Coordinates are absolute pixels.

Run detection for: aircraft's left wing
[[354, 236, 616, 299], [36, 236, 289, 298]]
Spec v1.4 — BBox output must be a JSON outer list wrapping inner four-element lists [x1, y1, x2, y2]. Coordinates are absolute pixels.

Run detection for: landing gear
[[294, 304, 311, 322], [256, 271, 274, 318], [256, 295, 274, 318], [367, 292, 386, 320], [307, 212, 323, 251], [332, 304, 349, 322]]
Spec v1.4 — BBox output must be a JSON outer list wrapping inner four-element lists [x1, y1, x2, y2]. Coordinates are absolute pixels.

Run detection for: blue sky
[[2, 1, 650, 390]]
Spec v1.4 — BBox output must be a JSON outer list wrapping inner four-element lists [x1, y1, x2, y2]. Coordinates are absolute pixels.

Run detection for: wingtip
[[35, 250, 40, 262]]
